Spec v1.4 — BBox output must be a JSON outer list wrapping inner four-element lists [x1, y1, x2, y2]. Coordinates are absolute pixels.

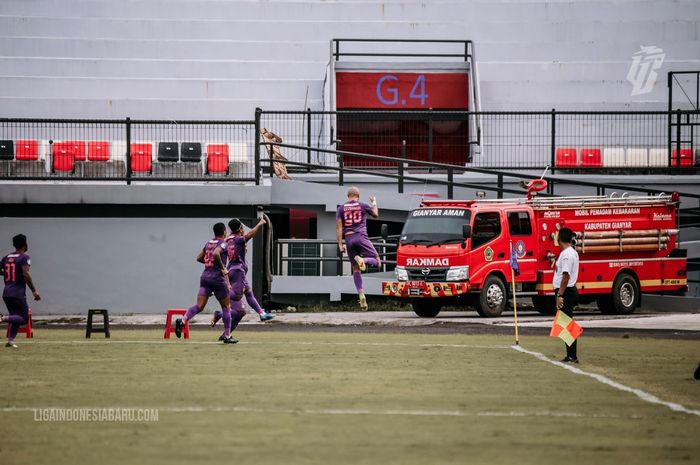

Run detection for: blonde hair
[[347, 186, 360, 199]]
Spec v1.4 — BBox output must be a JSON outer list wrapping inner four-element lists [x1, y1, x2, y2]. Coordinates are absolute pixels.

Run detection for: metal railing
[[275, 238, 397, 277], [0, 118, 257, 184], [258, 109, 699, 172]]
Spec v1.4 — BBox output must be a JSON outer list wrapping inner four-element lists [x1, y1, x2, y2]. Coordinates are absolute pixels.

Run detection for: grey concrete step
[[1, 0, 697, 22], [0, 15, 697, 43]]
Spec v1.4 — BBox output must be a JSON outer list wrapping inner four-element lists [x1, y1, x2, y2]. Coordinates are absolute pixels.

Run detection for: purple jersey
[[225, 235, 247, 269], [336, 200, 374, 236], [1, 252, 30, 299], [201, 238, 227, 280]]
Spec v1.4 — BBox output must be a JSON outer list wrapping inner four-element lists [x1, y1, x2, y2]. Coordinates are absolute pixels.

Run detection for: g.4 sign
[[376, 74, 428, 106]]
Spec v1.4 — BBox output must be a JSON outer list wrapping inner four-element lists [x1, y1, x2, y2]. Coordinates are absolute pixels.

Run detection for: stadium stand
[[206, 144, 230, 174], [0, 140, 13, 160]]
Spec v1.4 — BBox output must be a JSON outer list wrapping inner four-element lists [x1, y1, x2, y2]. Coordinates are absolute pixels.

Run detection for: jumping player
[[0, 234, 40, 348], [336, 186, 380, 311], [175, 223, 235, 343], [211, 217, 273, 339]]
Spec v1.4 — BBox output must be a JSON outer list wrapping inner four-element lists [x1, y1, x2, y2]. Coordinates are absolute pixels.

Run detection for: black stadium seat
[[157, 142, 179, 162], [180, 142, 202, 162], [0, 140, 14, 160]]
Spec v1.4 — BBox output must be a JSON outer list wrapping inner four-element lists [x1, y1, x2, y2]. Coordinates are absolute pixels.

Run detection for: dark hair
[[228, 218, 242, 233], [558, 227, 574, 244], [213, 222, 226, 236], [12, 234, 27, 250]]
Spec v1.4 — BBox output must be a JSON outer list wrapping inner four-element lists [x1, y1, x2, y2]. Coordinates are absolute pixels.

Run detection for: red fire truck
[[382, 183, 688, 317]]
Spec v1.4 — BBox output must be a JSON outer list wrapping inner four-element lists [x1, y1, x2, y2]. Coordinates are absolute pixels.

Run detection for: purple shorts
[[345, 233, 379, 265], [228, 266, 250, 298], [2, 296, 29, 318], [198, 275, 229, 302]]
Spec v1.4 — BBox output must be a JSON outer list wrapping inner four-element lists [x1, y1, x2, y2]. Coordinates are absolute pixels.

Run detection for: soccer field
[[1, 329, 698, 465]]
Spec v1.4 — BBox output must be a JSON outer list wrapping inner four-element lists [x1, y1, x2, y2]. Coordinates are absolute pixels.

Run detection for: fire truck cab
[[382, 191, 687, 318]]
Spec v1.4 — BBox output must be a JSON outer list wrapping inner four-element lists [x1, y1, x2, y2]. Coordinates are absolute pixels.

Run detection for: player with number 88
[[336, 186, 380, 311]]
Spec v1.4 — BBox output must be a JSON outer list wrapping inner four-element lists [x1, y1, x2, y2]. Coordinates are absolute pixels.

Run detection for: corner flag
[[550, 310, 583, 346], [509, 243, 520, 277]]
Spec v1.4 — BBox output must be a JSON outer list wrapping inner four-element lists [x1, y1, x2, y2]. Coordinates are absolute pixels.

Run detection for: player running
[[175, 223, 235, 344], [211, 217, 273, 339], [336, 187, 380, 311], [0, 234, 40, 348]]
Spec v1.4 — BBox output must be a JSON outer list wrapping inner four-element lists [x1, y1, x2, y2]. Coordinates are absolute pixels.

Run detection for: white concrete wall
[[1, 0, 698, 119]]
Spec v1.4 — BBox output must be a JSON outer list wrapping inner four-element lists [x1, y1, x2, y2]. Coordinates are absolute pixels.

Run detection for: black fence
[[275, 238, 397, 277], [0, 118, 257, 183], [258, 109, 699, 172], [1, 110, 699, 183]]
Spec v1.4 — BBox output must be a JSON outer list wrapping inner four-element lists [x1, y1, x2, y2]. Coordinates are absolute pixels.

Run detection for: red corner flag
[[550, 310, 583, 346]]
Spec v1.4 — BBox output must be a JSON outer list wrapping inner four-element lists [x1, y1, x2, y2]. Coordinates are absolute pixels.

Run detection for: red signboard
[[336, 72, 469, 109]]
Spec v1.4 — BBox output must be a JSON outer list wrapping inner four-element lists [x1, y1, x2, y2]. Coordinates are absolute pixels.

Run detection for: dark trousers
[[555, 287, 579, 359]]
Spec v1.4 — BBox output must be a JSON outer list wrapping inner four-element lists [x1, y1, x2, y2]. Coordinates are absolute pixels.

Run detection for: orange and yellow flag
[[550, 310, 583, 346]]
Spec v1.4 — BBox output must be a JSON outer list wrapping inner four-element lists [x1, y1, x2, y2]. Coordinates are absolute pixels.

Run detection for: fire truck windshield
[[400, 209, 471, 246]]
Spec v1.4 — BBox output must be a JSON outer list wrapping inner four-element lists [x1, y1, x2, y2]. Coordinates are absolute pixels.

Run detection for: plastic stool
[[86, 309, 110, 338], [164, 309, 190, 339], [6, 308, 33, 338]]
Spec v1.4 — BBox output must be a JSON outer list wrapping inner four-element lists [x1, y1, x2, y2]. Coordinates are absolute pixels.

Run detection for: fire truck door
[[506, 210, 537, 282]]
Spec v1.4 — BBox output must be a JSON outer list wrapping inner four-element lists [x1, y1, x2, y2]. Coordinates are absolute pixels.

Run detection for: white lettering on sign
[[575, 208, 640, 217], [411, 209, 467, 218], [543, 211, 560, 218], [584, 221, 632, 231], [653, 213, 672, 221], [609, 261, 643, 268], [406, 258, 449, 267]]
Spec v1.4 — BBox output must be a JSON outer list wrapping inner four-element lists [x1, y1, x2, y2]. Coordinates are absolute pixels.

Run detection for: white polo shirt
[[553, 246, 579, 289]]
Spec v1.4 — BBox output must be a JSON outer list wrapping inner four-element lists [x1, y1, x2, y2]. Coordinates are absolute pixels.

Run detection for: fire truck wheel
[[597, 273, 640, 315], [476, 276, 507, 317], [531, 296, 556, 315], [411, 300, 442, 318]]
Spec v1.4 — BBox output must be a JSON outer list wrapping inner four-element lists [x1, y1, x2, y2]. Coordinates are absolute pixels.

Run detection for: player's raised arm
[[369, 195, 379, 217], [244, 217, 266, 242], [22, 263, 40, 301]]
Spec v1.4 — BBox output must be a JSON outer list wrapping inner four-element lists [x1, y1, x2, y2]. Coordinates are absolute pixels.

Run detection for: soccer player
[[211, 217, 273, 339], [336, 186, 380, 311], [554, 227, 580, 363], [0, 234, 40, 348], [175, 223, 235, 344]]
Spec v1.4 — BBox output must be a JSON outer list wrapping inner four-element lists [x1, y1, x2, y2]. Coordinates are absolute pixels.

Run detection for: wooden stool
[[86, 309, 110, 338], [6, 308, 33, 338], [164, 309, 190, 339]]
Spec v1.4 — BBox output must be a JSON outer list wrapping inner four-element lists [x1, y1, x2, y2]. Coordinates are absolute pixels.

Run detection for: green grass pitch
[[0, 329, 698, 465]]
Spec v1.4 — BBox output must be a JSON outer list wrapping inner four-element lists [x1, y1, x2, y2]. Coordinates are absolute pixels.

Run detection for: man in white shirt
[[553, 227, 580, 363]]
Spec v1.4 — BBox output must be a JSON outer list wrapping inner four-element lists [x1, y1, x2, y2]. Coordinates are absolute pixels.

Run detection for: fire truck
[[382, 182, 688, 317]]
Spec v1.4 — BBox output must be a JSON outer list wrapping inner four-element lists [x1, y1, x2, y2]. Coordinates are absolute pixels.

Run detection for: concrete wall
[[1, 0, 698, 120], [0, 217, 255, 315]]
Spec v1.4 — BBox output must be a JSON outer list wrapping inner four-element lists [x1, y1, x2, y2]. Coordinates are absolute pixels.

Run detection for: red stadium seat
[[207, 144, 229, 173], [555, 147, 577, 167], [15, 139, 39, 160], [130, 143, 153, 173], [579, 148, 602, 167], [671, 148, 693, 167], [64, 140, 86, 161], [88, 141, 110, 161], [52, 141, 76, 172]]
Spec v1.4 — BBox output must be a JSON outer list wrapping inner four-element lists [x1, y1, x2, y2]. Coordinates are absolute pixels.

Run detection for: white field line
[[0, 405, 640, 420], [17, 340, 512, 349], [511, 345, 700, 418]]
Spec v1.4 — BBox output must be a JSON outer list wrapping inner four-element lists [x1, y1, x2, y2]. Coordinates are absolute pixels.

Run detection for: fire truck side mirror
[[380, 223, 389, 240], [462, 224, 471, 239]]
